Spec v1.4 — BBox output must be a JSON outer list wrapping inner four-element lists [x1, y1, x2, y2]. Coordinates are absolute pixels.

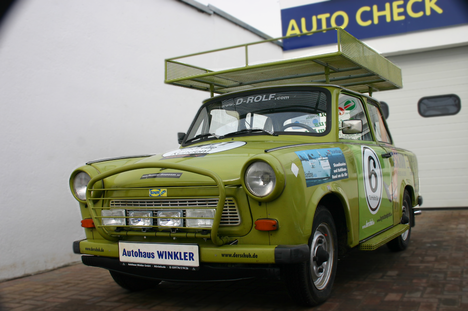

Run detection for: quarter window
[[367, 100, 392, 144], [418, 94, 461, 118]]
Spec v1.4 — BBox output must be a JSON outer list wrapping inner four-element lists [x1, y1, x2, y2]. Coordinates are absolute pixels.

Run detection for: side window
[[367, 100, 392, 144], [339, 94, 371, 141]]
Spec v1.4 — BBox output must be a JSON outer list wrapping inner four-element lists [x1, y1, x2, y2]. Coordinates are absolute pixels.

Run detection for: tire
[[109, 270, 161, 291], [282, 206, 338, 307], [387, 190, 412, 252]]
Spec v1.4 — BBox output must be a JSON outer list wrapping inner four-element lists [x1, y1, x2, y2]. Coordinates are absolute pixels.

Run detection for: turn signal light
[[255, 219, 278, 231], [81, 218, 95, 228]]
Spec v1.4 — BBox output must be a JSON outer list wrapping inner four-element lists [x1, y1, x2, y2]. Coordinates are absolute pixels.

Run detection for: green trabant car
[[70, 29, 422, 306]]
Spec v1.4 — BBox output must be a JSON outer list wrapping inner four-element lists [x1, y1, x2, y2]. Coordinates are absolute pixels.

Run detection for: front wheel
[[109, 270, 161, 291], [387, 190, 412, 252], [282, 206, 338, 307]]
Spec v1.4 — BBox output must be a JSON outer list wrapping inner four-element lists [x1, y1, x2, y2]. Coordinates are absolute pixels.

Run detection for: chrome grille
[[110, 198, 240, 226]]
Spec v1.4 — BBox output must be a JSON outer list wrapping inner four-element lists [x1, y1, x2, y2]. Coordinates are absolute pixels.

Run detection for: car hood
[[91, 140, 292, 188]]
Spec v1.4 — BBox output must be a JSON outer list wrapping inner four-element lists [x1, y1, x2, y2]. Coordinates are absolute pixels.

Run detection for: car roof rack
[[164, 28, 402, 97]]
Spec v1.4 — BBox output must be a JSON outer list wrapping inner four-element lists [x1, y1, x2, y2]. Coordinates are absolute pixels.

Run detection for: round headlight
[[245, 161, 276, 197], [73, 171, 91, 201]]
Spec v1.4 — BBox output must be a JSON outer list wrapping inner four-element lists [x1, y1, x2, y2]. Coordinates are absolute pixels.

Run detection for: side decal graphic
[[295, 147, 348, 187], [362, 146, 383, 214], [383, 148, 409, 203], [291, 163, 299, 177]]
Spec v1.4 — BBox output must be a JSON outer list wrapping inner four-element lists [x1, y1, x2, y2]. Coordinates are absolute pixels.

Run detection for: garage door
[[374, 45, 468, 208]]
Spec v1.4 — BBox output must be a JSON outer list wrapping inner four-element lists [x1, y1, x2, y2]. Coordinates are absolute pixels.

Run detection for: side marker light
[[81, 218, 95, 228], [255, 219, 278, 231]]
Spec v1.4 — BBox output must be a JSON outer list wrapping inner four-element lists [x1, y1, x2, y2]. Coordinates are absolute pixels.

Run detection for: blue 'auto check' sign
[[281, 0, 468, 50]]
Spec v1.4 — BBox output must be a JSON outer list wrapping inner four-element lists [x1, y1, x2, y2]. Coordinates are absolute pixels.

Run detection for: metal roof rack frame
[[165, 28, 402, 97]]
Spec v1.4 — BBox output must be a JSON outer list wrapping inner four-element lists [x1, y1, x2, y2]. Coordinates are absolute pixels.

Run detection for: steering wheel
[[281, 123, 316, 133]]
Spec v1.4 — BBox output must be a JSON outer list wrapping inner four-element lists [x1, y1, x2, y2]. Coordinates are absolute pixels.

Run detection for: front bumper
[[82, 255, 282, 281], [74, 239, 308, 281]]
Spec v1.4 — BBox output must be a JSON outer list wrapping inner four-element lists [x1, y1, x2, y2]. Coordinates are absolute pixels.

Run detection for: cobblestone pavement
[[1, 210, 467, 311]]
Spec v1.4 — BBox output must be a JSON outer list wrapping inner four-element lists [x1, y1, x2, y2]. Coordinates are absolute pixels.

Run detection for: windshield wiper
[[221, 128, 276, 138], [184, 133, 220, 144]]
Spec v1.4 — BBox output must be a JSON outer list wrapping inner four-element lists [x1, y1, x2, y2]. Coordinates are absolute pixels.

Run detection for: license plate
[[119, 242, 199, 270]]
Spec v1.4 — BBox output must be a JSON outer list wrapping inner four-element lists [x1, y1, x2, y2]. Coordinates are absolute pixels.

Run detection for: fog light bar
[[101, 209, 126, 226], [128, 210, 153, 227], [186, 209, 215, 228], [158, 210, 183, 227], [255, 219, 278, 231]]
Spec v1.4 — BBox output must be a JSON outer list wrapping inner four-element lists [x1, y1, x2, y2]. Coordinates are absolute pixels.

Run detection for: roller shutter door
[[375, 45, 468, 208]]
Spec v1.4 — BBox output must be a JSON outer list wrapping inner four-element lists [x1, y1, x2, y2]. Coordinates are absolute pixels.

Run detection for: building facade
[[0, 0, 282, 281], [280, 0, 468, 209]]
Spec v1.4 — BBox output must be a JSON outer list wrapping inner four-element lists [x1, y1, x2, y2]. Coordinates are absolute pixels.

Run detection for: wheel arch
[[318, 194, 350, 258], [403, 184, 415, 227], [400, 177, 417, 207], [305, 184, 358, 254]]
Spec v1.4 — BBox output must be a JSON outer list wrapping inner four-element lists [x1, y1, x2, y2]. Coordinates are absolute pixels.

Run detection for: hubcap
[[310, 223, 334, 290]]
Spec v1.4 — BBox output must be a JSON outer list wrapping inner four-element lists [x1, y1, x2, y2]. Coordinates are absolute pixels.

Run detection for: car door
[[366, 99, 407, 226], [338, 93, 394, 240]]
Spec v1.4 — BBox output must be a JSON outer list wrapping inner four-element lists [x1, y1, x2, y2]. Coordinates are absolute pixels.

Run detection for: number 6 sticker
[[362, 146, 382, 214]]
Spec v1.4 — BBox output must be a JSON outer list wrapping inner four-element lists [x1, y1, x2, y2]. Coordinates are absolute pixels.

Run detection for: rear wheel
[[283, 206, 338, 307], [109, 271, 161, 291], [387, 190, 412, 252]]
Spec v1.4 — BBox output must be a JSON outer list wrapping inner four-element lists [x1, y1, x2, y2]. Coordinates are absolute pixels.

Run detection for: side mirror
[[341, 120, 363, 134], [380, 101, 389, 119], [177, 132, 186, 144]]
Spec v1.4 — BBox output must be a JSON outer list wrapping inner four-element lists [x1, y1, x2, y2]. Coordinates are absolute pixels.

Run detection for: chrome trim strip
[[86, 154, 155, 165]]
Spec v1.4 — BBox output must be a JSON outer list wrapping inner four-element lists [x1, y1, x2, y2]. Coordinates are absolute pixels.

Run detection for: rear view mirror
[[341, 120, 363, 134], [177, 132, 186, 144]]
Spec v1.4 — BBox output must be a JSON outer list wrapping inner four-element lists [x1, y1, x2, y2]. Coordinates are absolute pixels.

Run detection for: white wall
[[374, 46, 468, 208], [0, 0, 282, 281]]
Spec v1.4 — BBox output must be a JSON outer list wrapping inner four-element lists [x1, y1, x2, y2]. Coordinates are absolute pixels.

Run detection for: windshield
[[185, 89, 330, 144]]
